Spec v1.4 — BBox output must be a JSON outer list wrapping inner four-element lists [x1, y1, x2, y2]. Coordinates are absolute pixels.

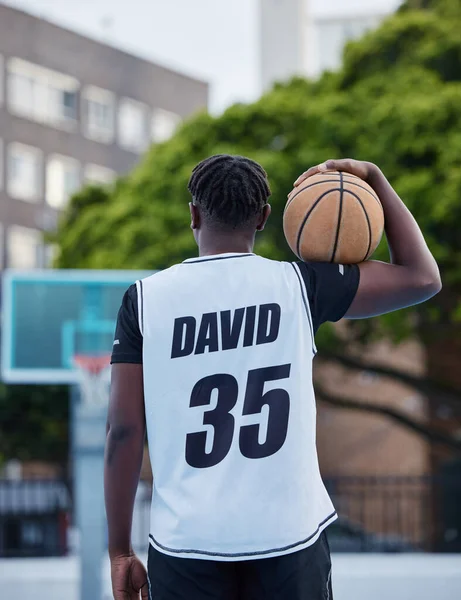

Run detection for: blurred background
[[0, 0, 460, 598]]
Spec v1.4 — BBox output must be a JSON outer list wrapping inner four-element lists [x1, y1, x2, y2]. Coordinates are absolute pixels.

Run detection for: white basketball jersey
[[136, 253, 337, 561]]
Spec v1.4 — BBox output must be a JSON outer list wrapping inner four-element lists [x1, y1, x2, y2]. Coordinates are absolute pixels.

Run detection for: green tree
[[0, 384, 69, 472], [50, 0, 461, 453]]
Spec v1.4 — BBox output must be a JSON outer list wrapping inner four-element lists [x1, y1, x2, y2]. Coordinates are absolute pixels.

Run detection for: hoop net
[[74, 354, 111, 409]]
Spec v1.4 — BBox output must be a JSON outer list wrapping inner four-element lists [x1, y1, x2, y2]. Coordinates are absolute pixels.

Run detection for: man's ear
[[256, 204, 272, 231], [190, 202, 200, 230]]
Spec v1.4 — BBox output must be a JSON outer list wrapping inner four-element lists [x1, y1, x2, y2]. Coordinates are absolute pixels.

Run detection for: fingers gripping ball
[[284, 171, 385, 264]]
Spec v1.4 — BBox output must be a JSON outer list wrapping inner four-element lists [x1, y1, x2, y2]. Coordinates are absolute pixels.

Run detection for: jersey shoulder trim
[[183, 253, 256, 265], [135, 279, 144, 337], [290, 262, 317, 355]]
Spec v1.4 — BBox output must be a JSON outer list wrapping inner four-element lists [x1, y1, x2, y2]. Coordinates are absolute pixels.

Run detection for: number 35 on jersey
[[170, 302, 292, 470]]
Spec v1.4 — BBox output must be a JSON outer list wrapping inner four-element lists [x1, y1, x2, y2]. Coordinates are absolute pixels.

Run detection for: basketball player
[[105, 156, 441, 600]]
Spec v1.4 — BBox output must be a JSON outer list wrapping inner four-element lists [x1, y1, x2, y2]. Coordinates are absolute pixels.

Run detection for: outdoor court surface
[[2, 553, 461, 600]]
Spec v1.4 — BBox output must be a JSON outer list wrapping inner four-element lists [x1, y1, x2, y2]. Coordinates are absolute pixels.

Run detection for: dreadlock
[[188, 155, 271, 230]]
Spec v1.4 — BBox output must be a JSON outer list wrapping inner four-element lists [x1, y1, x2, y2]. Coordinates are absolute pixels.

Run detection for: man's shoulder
[[139, 256, 298, 287], [140, 265, 180, 286]]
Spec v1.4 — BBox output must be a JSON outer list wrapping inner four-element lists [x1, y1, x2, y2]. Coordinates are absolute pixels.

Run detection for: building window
[[46, 155, 81, 210], [7, 225, 42, 269], [7, 143, 42, 202], [83, 86, 115, 143], [7, 58, 79, 128], [8, 72, 33, 115], [118, 98, 149, 152], [0, 54, 4, 106], [84, 164, 116, 186], [0, 139, 3, 190], [62, 90, 78, 120], [151, 108, 181, 143]]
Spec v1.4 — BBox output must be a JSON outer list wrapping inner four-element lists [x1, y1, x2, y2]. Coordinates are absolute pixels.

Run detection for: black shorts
[[147, 531, 333, 600]]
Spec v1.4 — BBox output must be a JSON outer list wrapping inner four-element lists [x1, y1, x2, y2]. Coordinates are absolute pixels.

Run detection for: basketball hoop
[[74, 354, 111, 410], [74, 355, 110, 376]]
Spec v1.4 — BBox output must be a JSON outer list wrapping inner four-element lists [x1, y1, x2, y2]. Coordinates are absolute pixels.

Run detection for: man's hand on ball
[[294, 159, 379, 188]]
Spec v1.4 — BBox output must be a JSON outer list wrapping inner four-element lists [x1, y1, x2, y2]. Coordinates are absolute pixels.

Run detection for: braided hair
[[188, 155, 271, 230]]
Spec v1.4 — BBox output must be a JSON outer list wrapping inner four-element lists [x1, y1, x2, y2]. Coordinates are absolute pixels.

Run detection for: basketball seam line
[[346, 181, 381, 205], [341, 179, 381, 205], [285, 180, 339, 213], [285, 178, 380, 213], [344, 189, 373, 262], [331, 172, 344, 263], [295, 189, 340, 259]]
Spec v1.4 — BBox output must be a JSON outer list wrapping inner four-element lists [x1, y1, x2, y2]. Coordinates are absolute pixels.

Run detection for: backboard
[[1, 269, 152, 384]]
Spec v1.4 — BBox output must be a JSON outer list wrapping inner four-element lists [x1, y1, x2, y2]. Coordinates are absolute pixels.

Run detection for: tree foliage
[[54, 1, 461, 317], [0, 384, 69, 469], [46, 0, 461, 451]]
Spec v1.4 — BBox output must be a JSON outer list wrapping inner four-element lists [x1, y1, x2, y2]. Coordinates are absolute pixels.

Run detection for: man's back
[[138, 253, 350, 560], [106, 155, 441, 600]]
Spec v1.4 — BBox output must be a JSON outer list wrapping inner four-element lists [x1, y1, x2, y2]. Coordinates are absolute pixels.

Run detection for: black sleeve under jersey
[[296, 262, 360, 334], [110, 284, 143, 364]]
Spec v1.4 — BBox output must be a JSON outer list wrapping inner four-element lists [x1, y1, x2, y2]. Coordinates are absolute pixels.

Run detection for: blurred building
[[0, 4, 208, 270], [258, 0, 306, 95], [258, 0, 400, 90]]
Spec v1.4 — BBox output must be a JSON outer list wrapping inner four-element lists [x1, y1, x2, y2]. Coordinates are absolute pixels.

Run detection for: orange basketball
[[283, 171, 384, 264]]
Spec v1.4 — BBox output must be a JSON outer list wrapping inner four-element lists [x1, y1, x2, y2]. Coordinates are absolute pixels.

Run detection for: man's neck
[[197, 234, 255, 257]]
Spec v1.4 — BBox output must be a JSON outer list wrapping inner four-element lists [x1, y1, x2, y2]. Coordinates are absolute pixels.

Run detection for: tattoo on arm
[[106, 425, 135, 466]]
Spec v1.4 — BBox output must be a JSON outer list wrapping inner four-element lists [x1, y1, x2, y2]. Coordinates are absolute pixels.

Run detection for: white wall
[[306, 14, 384, 77], [258, 0, 306, 92], [1, 554, 461, 600], [258, 0, 403, 85], [333, 554, 461, 600]]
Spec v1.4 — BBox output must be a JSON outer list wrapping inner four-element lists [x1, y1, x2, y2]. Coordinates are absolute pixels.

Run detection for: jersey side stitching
[[148, 511, 337, 558], [291, 263, 317, 355], [136, 280, 144, 337], [147, 570, 153, 600], [326, 567, 332, 600]]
